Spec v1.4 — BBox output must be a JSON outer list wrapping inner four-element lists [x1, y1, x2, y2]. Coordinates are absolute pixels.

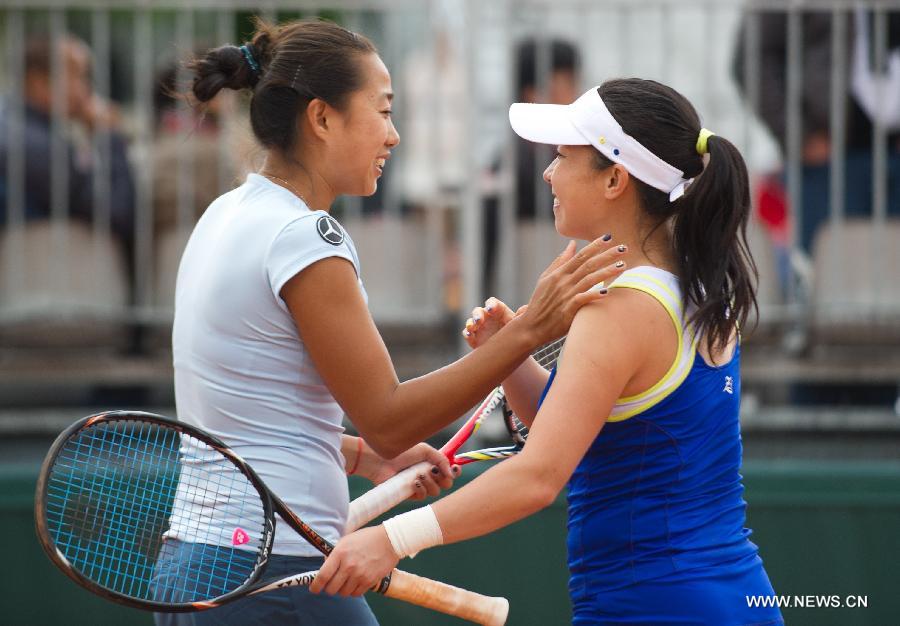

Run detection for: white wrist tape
[[382, 505, 444, 559]]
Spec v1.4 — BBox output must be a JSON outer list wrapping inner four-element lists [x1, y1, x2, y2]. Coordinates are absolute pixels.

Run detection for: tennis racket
[[346, 337, 564, 532], [34, 411, 508, 625]]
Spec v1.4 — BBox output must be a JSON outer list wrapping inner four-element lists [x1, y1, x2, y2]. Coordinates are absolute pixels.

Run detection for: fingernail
[[473, 314, 481, 322], [617, 244, 626, 252], [615, 260, 625, 268], [431, 467, 439, 475], [599, 287, 609, 295], [601, 233, 612, 241], [464, 330, 471, 337], [485, 305, 493, 312]]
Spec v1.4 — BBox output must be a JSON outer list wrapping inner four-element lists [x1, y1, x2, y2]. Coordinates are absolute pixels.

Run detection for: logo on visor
[[316, 215, 345, 246]]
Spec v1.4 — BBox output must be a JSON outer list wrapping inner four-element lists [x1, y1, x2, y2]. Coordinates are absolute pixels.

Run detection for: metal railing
[[0, 0, 897, 355]]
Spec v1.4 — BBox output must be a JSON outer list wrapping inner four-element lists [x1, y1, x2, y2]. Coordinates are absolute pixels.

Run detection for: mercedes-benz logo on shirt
[[316, 215, 345, 246]]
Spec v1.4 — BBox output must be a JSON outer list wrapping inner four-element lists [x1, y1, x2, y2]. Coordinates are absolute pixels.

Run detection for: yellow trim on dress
[[625, 271, 683, 318], [605, 274, 698, 422], [607, 347, 697, 422], [609, 282, 683, 404]]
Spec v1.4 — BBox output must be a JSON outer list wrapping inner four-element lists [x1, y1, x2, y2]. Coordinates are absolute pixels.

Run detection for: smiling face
[[326, 53, 400, 196], [542, 145, 611, 239]]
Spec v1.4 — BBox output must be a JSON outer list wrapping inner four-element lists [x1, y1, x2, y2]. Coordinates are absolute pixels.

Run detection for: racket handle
[[346, 461, 430, 532], [385, 568, 509, 626]]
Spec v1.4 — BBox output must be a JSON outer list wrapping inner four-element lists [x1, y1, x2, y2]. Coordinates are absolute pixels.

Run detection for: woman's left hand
[[370, 442, 460, 499], [310, 526, 399, 597]]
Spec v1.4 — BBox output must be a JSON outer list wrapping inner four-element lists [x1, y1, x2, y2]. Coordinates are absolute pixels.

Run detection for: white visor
[[509, 87, 692, 201]]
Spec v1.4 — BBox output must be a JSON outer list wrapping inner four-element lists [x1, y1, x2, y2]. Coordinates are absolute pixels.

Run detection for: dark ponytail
[[189, 18, 376, 154], [593, 78, 757, 353], [674, 133, 756, 353]]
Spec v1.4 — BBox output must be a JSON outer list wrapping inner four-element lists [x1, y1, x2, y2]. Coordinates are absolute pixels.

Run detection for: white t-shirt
[[169, 173, 366, 557]]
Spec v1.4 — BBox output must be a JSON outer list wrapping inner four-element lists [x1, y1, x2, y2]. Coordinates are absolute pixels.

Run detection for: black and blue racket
[[34, 411, 508, 624]]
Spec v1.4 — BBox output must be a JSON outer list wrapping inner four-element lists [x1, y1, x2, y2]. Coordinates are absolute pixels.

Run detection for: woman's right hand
[[515, 237, 627, 346]]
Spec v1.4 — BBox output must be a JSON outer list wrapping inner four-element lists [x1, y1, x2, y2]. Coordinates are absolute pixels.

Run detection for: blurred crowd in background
[[0, 0, 899, 427]]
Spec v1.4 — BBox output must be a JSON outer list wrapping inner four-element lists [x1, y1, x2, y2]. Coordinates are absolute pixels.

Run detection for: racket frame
[[34, 411, 281, 612], [453, 395, 524, 465], [35, 411, 508, 624]]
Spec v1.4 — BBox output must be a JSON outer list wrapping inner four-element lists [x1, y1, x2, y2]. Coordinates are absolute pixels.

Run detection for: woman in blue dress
[[318, 77, 784, 625]]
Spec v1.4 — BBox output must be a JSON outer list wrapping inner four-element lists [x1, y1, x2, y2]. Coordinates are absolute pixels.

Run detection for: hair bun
[[193, 18, 376, 155], [190, 44, 258, 102]]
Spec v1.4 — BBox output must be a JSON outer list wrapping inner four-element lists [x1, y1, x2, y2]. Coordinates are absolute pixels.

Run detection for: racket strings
[[532, 336, 565, 370], [43, 420, 267, 604], [46, 426, 179, 594], [163, 436, 263, 603]]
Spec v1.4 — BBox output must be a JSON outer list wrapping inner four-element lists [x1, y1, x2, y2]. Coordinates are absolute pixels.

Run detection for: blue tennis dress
[[540, 267, 784, 625]]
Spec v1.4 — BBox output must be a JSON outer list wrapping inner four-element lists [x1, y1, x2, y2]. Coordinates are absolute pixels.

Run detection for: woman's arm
[[498, 357, 550, 427], [283, 238, 624, 458], [461, 298, 551, 425], [309, 292, 656, 597], [432, 298, 640, 541]]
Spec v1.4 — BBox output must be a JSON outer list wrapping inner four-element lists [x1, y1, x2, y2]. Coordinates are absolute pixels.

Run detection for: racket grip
[[346, 461, 431, 532], [385, 568, 509, 626]]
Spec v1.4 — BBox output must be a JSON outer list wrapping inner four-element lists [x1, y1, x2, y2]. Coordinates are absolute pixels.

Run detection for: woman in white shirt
[[157, 19, 625, 625]]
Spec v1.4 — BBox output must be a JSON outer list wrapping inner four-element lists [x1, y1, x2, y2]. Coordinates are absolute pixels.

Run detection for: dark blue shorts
[[152, 540, 378, 626]]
